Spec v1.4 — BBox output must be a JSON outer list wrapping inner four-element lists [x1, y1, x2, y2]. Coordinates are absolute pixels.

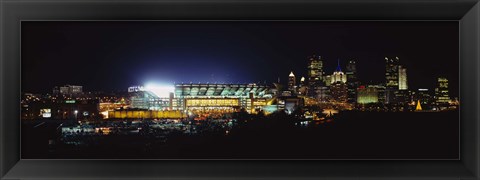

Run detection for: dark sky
[[22, 21, 459, 97]]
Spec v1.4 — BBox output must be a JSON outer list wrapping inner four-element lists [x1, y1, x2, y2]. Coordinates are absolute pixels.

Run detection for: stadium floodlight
[[144, 83, 175, 98]]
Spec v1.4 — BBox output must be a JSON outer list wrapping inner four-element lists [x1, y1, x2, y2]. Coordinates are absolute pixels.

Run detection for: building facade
[[330, 61, 348, 103], [346, 60, 359, 103], [173, 83, 273, 114], [288, 71, 296, 92], [357, 86, 379, 104], [435, 77, 450, 104], [330, 82, 348, 103], [307, 55, 327, 100], [398, 65, 408, 90], [385, 57, 400, 104]]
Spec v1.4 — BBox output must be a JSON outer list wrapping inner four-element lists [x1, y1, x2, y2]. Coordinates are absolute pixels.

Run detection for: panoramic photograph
[[21, 21, 459, 159]]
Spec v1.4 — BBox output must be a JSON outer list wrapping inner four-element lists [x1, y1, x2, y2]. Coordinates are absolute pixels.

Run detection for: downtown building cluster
[[286, 55, 458, 112]]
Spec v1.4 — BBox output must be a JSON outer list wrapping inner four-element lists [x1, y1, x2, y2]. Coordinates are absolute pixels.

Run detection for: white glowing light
[[145, 83, 175, 98]]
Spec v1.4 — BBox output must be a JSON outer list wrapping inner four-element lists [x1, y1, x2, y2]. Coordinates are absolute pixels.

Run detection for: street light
[[74, 110, 78, 119]]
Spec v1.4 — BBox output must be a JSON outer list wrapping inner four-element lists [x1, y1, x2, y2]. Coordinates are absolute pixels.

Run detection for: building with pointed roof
[[331, 59, 347, 84], [288, 71, 296, 92], [330, 59, 348, 103]]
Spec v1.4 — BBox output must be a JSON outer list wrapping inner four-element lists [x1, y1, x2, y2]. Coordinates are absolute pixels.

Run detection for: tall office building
[[346, 60, 359, 103], [324, 75, 332, 87], [288, 71, 296, 92], [385, 57, 400, 104], [300, 76, 307, 87], [307, 55, 328, 101], [398, 65, 408, 90], [298, 76, 308, 95], [394, 65, 409, 106], [331, 82, 348, 103], [330, 60, 348, 103], [331, 60, 347, 84], [435, 77, 450, 104], [308, 55, 325, 83]]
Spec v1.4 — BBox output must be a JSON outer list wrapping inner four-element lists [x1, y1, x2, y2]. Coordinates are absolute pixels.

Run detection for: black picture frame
[[1, 0, 479, 179]]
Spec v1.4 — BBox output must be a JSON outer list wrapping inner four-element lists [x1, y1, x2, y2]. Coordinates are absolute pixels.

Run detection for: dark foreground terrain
[[22, 111, 459, 159]]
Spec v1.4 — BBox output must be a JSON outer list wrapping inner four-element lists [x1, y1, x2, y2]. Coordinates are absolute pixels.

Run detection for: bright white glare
[[145, 83, 175, 98]]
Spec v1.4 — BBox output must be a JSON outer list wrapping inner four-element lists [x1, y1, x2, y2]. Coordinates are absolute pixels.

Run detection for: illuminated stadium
[[173, 83, 274, 116], [103, 83, 278, 119]]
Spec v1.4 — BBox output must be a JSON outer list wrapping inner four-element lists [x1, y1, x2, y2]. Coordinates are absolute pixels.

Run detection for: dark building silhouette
[[385, 57, 400, 104], [346, 60, 359, 104]]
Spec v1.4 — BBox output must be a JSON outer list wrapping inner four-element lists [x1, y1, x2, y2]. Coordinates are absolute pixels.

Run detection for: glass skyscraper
[[385, 57, 400, 104]]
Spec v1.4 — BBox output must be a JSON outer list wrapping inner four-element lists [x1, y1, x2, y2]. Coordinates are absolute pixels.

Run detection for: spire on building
[[289, 71, 295, 77], [336, 59, 342, 72]]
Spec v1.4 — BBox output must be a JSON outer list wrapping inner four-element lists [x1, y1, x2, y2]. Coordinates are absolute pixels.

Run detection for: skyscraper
[[298, 76, 308, 95], [331, 60, 347, 84], [300, 76, 307, 87], [330, 60, 348, 103], [331, 82, 348, 103], [346, 60, 359, 103], [435, 77, 450, 104], [307, 55, 328, 101], [385, 57, 400, 104], [395, 65, 410, 107], [324, 75, 332, 87], [308, 55, 324, 83], [398, 65, 408, 90], [288, 71, 296, 92]]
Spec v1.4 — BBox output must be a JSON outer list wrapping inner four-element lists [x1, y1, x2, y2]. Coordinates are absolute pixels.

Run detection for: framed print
[[1, 0, 479, 179]]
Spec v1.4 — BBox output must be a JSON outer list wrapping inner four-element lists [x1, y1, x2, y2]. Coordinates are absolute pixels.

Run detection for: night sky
[[22, 21, 459, 97]]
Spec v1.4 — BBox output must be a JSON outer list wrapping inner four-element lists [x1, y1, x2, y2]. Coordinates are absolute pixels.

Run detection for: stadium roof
[[174, 83, 272, 97]]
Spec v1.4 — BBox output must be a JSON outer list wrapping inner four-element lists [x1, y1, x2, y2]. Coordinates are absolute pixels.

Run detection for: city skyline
[[21, 55, 460, 102], [22, 21, 459, 96]]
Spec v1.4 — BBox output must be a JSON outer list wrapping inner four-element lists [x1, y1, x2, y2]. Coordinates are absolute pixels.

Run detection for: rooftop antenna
[[336, 58, 342, 72]]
